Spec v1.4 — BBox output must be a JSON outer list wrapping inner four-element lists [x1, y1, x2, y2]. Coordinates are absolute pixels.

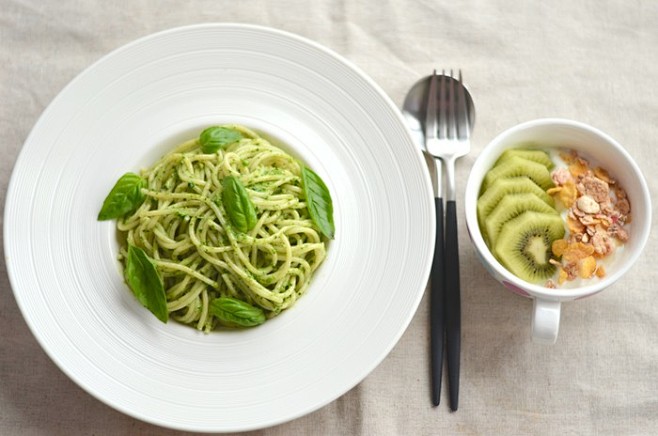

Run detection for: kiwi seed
[[493, 211, 565, 284]]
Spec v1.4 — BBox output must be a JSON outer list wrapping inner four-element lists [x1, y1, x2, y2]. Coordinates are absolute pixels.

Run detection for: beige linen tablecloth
[[1, 1, 657, 434]]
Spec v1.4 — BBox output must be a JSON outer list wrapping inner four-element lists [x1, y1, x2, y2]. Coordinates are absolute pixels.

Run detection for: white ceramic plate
[[4, 24, 434, 432]]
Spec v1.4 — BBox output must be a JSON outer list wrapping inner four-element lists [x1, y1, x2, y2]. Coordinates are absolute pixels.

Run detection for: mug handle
[[532, 299, 561, 344]]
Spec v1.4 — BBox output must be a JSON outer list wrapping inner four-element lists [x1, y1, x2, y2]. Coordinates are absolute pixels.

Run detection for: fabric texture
[[1, 1, 657, 434]]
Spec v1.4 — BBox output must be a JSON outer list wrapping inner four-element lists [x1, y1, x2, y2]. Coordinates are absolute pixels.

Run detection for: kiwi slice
[[480, 156, 554, 193], [495, 148, 554, 170], [477, 176, 555, 227], [493, 211, 565, 283], [483, 192, 559, 246]]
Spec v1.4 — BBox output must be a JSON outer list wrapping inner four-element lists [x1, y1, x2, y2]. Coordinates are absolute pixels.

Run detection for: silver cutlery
[[402, 70, 474, 410]]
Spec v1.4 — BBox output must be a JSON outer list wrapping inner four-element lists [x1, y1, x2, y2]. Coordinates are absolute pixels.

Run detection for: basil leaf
[[222, 176, 257, 232], [199, 126, 243, 153], [302, 167, 335, 239], [124, 245, 168, 323], [97, 172, 145, 220], [209, 297, 266, 328]]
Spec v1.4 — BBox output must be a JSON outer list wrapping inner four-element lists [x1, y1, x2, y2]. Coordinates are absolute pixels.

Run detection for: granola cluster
[[545, 150, 631, 287]]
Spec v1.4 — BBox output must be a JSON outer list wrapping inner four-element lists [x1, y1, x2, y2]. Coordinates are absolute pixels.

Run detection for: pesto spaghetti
[[98, 125, 334, 331]]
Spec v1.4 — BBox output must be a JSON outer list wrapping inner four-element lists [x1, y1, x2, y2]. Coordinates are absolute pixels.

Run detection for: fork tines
[[433, 69, 469, 141]]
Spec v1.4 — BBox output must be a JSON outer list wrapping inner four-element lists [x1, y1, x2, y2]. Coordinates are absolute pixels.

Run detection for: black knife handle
[[445, 200, 461, 411], [430, 197, 445, 406]]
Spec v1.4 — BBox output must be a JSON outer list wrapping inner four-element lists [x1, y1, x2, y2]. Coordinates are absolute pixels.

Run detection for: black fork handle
[[430, 197, 445, 406], [445, 200, 461, 411]]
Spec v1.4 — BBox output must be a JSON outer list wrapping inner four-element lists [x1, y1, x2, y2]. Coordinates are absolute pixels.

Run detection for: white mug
[[464, 119, 652, 343]]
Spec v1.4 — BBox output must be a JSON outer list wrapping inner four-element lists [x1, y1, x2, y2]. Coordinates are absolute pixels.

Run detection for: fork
[[425, 69, 471, 411]]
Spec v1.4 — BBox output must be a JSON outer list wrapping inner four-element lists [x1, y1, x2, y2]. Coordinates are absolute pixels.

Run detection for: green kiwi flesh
[[476, 176, 555, 228], [495, 148, 554, 170], [480, 156, 554, 193], [483, 192, 559, 246], [493, 211, 565, 283]]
